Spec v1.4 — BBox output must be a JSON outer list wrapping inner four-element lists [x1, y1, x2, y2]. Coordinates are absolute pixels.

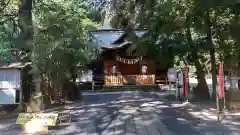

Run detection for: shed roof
[[0, 62, 31, 69]]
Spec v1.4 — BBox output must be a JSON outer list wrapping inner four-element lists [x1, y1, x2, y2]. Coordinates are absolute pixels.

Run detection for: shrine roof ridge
[[88, 28, 148, 33], [88, 28, 148, 48]]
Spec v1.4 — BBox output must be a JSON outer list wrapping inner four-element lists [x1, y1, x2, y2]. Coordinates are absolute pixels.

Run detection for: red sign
[[218, 63, 225, 99]]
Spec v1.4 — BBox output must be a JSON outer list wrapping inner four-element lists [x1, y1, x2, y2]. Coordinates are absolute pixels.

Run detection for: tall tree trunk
[[18, 0, 46, 111], [70, 66, 79, 100], [194, 57, 210, 100], [233, 7, 240, 70], [18, 0, 33, 55], [185, 13, 210, 100], [205, 10, 217, 99], [18, 0, 33, 110]]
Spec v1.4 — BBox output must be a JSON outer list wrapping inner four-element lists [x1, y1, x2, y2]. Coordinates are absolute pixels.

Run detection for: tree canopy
[[108, 0, 240, 99], [1, 0, 240, 101], [0, 0, 100, 102]]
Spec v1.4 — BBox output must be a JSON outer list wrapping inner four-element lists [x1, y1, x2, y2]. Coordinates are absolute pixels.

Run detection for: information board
[[16, 113, 59, 126], [168, 68, 177, 82], [78, 70, 92, 82], [0, 90, 16, 104]]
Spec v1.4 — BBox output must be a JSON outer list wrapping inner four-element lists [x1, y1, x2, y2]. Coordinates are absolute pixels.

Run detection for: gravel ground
[[0, 91, 239, 135]]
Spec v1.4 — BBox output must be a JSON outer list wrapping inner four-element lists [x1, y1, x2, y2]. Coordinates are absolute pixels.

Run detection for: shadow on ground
[[46, 91, 240, 135]]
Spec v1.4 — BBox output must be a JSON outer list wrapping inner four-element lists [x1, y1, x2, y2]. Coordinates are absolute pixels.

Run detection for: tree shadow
[[46, 91, 240, 135], [157, 93, 240, 134]]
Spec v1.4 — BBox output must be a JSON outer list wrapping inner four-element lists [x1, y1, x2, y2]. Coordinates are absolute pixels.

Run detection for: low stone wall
[[226, 90, 240, 109]]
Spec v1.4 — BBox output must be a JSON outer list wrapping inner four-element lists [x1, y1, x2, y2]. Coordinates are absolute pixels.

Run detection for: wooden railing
[[104, 75, 124, 85], [136, 75, 155, 85], [155, 75, 168, 84], [104, 75, 155, 85]]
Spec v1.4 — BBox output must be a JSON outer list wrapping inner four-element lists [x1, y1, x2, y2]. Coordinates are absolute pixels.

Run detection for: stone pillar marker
[[22, 76, 47, 134]]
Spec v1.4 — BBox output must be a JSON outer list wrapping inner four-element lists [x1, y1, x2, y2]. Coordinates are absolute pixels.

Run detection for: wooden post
[[169, 81, 171, 91], [223, 73, 226, 109], [217, 63, 220, 122], [175, 79, 178, 99], [92, 80, 95, 91], [19, 69, 23, 109], [182, 67, 189, 101], [220, 61, 226, 109]]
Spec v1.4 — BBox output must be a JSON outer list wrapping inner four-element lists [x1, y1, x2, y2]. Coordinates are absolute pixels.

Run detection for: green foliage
[[110, 0, 240, 73], [1, 0, 240, 100], [109, 0, 240, 99], [32, 0, 98, 82], [0, 0, 100, 102], [0, 0, 19, 65], [0, 0, 18, 24]]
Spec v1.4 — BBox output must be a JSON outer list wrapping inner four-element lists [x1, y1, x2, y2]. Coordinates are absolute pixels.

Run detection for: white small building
[[0, 62, 32, 104], [77, 70, 93, 83]]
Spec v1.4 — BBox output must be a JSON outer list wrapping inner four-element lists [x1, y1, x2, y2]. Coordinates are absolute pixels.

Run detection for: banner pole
[[176, 79, 178, 99], [217, 62, 225, 122], [186, 67, 189, 102], [222, 62, 226, 109], [217, 63, 220, 122], [217, 94, 220, 122]]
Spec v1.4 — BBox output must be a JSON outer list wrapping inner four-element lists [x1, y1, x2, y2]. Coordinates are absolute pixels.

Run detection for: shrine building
[[88, 29, 169, 87]]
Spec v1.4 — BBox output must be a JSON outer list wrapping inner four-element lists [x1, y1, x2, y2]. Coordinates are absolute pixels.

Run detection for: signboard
[[224, 76, 231, 90], [168, 68, 177, 82], [57, 112, 72, 125], [16, 113, 58, 126], [0, 70, 20, 89], [0, 90, 16, 104]]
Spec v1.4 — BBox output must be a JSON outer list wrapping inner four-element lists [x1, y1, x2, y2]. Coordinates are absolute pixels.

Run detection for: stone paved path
[[0, 91, 240, 135]]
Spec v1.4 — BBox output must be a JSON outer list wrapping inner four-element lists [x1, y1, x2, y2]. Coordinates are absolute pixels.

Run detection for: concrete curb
[[1, 113, 18, 120]]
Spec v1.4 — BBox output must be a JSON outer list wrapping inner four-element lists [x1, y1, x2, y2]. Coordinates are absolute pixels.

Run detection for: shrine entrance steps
[[102, 84, 160, 92]]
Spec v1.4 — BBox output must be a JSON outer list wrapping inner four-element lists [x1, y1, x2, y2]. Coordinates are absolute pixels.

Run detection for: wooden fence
[[136, 75, 155, 85]]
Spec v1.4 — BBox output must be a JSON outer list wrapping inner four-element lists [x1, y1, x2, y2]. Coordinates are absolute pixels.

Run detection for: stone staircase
[[102, 85, 160, 92]]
